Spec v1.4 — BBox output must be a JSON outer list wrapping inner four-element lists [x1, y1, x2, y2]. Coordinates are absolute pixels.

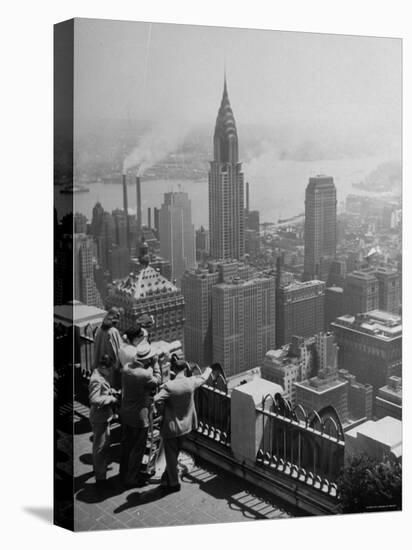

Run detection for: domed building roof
[[115, 265, 178, 300]]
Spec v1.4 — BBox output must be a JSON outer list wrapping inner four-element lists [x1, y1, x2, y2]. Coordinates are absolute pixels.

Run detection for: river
[[54, 153, 398, 228]]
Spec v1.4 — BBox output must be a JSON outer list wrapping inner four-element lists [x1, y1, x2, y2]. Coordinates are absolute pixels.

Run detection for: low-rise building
[[294, 371, 349, 422], [375, 376, 402, 420], [276, 279, 325, 347], [332, 310, 402, 395], [338, 369, 373, 421], [345, 416, 402, 464]]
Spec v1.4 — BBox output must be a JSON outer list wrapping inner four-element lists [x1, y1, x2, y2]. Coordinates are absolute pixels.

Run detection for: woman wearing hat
[[119, 343, 162, 487], [88, 354, 120, 488], [92, 308, 123, 373]]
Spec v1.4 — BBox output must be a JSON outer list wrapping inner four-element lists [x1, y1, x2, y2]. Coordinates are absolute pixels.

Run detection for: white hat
[[134, 342, 156, 362]]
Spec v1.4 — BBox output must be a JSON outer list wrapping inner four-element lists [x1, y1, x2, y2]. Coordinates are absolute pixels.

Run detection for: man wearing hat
[[154, 359, 219, 493], [120, 342, 162, 487], [88, 354, 120, 488]]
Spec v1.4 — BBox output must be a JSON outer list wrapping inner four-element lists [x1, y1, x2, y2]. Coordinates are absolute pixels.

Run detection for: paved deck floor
[[56, 403, 298, 531]]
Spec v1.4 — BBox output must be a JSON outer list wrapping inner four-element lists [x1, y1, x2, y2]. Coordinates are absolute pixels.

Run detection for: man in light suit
[[88, 354, 119, 488], [154, 359, 219, 493]]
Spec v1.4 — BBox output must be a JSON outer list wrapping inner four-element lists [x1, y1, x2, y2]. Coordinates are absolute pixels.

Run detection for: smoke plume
[[123, 122, 188, 176]]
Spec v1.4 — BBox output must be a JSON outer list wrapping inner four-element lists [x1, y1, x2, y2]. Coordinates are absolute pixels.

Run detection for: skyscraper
[[212, 275, 276, 377], [159, 191, 196, 284], [73, 233, 104, 308], [209, 76, 245, 260], [105, 240, 185, 342], [276, 279, 325, 347], [181, 260, 254, 367], [344, 270, 379, 315], [303, 175, 337, 281], [374, 266, 401, 314]]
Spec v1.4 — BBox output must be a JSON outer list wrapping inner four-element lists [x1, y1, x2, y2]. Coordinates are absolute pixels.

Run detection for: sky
[[74, 17, 401, 150]]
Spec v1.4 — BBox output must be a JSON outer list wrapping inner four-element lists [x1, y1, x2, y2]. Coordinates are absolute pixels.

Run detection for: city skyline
[[54, 19, 403, 530]]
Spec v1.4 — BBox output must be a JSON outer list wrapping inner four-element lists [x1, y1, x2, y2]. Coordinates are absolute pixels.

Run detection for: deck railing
[[54, 321, 344, 507], [255, 393, 345, 497], [192, 365, 231, 447]]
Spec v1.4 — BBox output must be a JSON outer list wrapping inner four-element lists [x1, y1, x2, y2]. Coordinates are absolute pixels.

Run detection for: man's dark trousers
[[120, 424, 149, 484]]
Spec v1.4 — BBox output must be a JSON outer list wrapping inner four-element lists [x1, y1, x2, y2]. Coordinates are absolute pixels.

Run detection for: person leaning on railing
[[88, 354, 120, 489], [154, 357, 221, 493]]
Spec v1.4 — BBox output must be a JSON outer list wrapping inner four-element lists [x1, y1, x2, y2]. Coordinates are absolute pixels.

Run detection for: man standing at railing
[[120, 342, 162, 488], [154, 359, 219, 493], [88, 354, 120, 489]]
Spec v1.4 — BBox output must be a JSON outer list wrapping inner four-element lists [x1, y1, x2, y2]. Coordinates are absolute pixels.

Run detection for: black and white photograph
[[52, 15, 403, 533]]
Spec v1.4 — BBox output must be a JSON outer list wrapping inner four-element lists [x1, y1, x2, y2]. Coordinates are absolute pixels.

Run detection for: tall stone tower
[[303, 175, 337, 281], [209, 76, 245, 260]]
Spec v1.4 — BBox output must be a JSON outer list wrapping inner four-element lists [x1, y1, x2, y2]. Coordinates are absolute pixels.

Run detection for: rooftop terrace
[[54, 319, 345, 530], [56, 402, 299, 531]]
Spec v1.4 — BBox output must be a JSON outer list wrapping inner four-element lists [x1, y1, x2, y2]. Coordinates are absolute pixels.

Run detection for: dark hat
[[125, 326, 144, 342]]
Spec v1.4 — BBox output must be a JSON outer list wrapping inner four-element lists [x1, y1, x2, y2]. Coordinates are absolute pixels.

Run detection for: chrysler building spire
[[209, 74, 245, 260], [213, 74, 239, 164]]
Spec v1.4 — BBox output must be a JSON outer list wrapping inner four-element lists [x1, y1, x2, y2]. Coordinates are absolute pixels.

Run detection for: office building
[[109, 245, 130, 280], [303, 175, 337, 281], [325, 286, 344, 328], [294, 371, 348, 422], [105, 239, 185, 342], [73, 233, 103, 308], [332, 310, 402, 394], [195, 225, 210, 262], [181, 260, 253, 367], [159, 191, 196, 284], [338, 370, 373, 421], [212, 275, 276, 377], [293, 330, 349, 421], [375, 376, 402, 420], [94, 210, 115, 272], [344, 270, 379, 315], [327, 258, 347, 288], [246, 210, 260, 233], [261, 349, 301, 404], [91, 201, 105, 239], [209, 76, 245, 260], [74, 212, 88, 234], [375, 266, 401, 314], [112, 208, 129, 249], [276, 279, 325, 346]]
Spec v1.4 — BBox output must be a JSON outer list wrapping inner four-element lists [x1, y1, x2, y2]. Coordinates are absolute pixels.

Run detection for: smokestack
[[246, 181, 250, 213], [147, 207, 152, 229], [154, 207, 159, 235], [136, 176, 142, 234], [122, 174, 131, 251]]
